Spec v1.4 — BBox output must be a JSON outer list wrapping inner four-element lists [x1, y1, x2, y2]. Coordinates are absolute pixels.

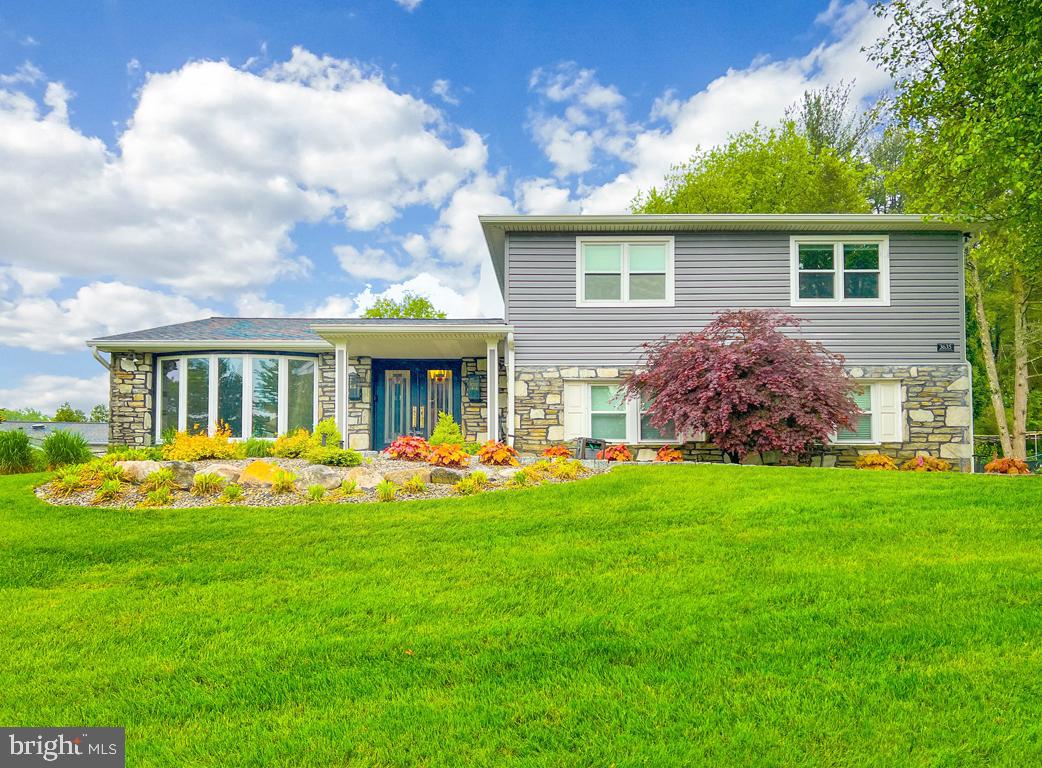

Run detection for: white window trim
[[584, 382, 680, 444], [576, 235, 675, 308], [832, 382, 903, 445], [790, 235, 890, 307], [154, 353, 318, 442]]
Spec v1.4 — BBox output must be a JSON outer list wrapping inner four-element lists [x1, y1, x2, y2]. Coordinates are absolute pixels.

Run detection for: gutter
[[88, 344, 111, 371]]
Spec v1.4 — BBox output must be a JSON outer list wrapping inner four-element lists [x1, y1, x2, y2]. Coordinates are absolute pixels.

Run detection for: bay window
[[790, 235, 889, 306], [156, 354, 317, 440], [577, 236, 674, 307]]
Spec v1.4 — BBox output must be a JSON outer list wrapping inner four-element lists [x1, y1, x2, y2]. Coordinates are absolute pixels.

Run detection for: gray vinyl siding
[[506, 230, 966, 365]]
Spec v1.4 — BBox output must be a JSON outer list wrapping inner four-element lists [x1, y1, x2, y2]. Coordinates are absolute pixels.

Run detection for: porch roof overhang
[[311, 321, 512, 358]]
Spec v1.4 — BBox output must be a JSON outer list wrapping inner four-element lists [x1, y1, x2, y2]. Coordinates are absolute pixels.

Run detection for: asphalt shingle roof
[[91, 317, 507, 343]]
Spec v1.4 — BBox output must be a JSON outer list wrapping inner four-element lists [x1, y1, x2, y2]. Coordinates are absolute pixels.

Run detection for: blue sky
[[0, 0, 890, 413]]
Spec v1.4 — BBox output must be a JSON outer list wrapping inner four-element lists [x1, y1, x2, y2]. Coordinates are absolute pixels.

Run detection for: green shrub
[[93, 478, 123, 503], [107, 445, 164, 461], [310, 418, 342, 448], [140, 487, 172, 508], [307, 484, 327, 502], [220, 483, 243, 503], [338, 479, 360, 497], [429, 412, 465, 446], [470, 470, 489, 487], [304, 445, 362, 467], [272, 429, 311, 458], [376, 479, 398, 502], [52, 471, 85, 497], [271, 469, 297, 494], [0, 430, 34, 474], [140, 468, 177, 494], [402, 475, 428, 494], [30, 448, 48, 473], [242, 438, 273, 458], [191, 472, 225, 496]]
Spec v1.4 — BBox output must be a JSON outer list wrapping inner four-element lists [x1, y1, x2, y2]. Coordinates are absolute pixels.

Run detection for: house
[[0, 421, 110, 455], [88, 214, 975, 470]]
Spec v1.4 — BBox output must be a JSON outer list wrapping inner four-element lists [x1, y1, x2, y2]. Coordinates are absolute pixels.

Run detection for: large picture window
[[156, 353, 317, 441], [790, 236, 890, 306], [577, 237, 674, 307]]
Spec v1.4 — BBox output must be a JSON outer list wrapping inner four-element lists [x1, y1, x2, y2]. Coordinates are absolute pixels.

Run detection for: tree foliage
[[785, 81, 879, 158], [632, 122, 871, 214], [362, 292, 446, 319], [89, 405, 109, 423], [623, 310, 860, 461], [53, 402, 86, 423]]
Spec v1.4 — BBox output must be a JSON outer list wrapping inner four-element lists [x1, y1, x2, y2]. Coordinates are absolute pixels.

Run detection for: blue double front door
[[371, 359, 463, 449]]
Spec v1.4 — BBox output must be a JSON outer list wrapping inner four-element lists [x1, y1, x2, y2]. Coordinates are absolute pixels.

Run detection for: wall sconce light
[[348, 367, 363, 402], [465, 372, 482, 403]]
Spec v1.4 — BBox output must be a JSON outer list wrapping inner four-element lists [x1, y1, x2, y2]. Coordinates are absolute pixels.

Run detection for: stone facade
[[460, 356, 486, 442], [512, 362, 974, 471], [316, 353, 372, 450], [108, 352, 154, 446]]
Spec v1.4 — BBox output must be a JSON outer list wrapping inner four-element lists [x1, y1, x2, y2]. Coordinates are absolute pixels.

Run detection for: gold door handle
[[419, 407, 425, 429], [411, 406, 417, 430]]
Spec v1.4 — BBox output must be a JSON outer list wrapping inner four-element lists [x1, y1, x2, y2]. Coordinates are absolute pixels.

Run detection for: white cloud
[[0, 61, 43, 86], [0, 282, 213, 353], [395, 0, 423, 10], [308, 294, 355, 318], [0, 46, 488, 296], [334, 244, 407, 280], [0, 373, 109, 414], [0, 267, 62, 296], [431, 78, 459, 106], [515, 177, 580, 214], [234, 292, 286, 316]]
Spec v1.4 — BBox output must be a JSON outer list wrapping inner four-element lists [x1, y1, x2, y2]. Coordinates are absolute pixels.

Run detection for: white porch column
[[486, 339, 499, 442], [335, 343, 349, 448], [506, 333, 515, 447]]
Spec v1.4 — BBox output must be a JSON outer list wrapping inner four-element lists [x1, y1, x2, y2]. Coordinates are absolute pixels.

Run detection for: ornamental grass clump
[[141, 468, 178, 494], [0, 430, 33, 475], [242, 438, 273, 458], [855, 453, 898, 471], [140, 487, 172, 508], [454, 475, 485, 496], [384, 435, 431, 461], [93, 478, 123, 504], [307, 484, 327, 503], [376, 479, 398, 502], [477, 440, 519, 467], [548, 459, 587, 481], [271, 470, 297, 494], [191, 472, 225, 496], [337, 479, 361, 497], [52, 471, 85, 498], [900, 455, 951, 472], [220, 483, 244, 503], [402, 475, 428, 494], [42, 430, 92, 469]]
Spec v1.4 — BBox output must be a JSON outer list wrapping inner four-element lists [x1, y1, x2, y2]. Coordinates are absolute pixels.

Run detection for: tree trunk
[[967, 253, 1013, 457], [1011, 266, 1029, 460]]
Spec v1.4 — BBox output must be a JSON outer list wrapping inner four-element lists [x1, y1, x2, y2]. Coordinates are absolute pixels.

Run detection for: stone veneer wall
[[512, 363, 973, 471], [109, 352, 154, 446], [316, 353, 372, 450], [460, 356, 486, 442]]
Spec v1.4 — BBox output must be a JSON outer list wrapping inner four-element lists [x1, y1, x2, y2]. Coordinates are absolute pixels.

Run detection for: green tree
[[53, 402, 86, 423], [0, 407, 50, 422], [361, 292, 446, 319], [785, 81, 879, 158], [871, 0, 1042, 458], [631, 122, 871, 214], [89, 404, 109, 423]]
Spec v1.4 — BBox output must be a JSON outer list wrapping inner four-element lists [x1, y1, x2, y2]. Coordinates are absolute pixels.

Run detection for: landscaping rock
[[116, 460, 163, 484], [163, 461, 197, 489], [239, 460, 279, 487], [635, 449, 657, 462], [297, 465, 345, 490], [496, 467, 521, 480], [430, 467, 465, 485], [343, 467, 383, 489], [383, 468, 431, 485], [204, 463, 243, 484]]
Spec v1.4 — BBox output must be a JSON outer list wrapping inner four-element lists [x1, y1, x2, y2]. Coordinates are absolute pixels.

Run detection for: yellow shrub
[[854, 453, 898, 471], [272, 428, 312, 458], [900, 455, 951, 472], [162, 423, 239, 462]]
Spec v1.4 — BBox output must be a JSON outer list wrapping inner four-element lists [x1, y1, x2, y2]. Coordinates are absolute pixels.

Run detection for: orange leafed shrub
[[477, 440, 520, 467], [542, 444, 573, 459], [655, 446, 683, 462], [385, 435, 431, 461], [900, 455, 951, 472], [984, 456, 1031, 475], [162, 422, 240, 462], [597, 444, 633, 462], [427, 443, 471, 469], [855, 453, 898, 471]]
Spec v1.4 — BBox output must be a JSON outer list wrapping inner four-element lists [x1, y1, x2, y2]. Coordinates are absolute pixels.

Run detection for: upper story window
[[576, 236, 675, 307], [790, 235, 890, 307]]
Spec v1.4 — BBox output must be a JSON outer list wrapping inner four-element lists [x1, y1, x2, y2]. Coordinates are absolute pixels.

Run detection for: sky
[[0, 0, 892, 414]]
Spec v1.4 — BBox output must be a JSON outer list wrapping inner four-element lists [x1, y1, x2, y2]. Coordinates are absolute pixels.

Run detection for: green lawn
[[3, 465, 1042, 766]]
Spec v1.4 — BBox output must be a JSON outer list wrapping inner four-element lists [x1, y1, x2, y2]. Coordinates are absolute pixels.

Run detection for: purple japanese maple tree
[[623, 310, 860, 463]]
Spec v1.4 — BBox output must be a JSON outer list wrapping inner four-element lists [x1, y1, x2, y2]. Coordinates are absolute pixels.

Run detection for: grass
[[2, 465, 1042, 766]]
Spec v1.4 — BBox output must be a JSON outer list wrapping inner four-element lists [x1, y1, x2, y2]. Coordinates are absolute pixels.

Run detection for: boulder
[[635, 449, 657, 463], [297, 465, 345, 490], [496, 467, 521, 481], [343, 466, 384, 489], [239, 460, 279, 487], [116, 460, 163, 484], [203, 463, 242, 484], [163, 461, 197, 489], [430, 466, 465, 485], [383, 468, 432, 485]]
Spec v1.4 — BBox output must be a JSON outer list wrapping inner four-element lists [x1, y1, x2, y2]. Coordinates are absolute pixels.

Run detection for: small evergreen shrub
[[0, 430, 33, 474], [310, 418, 342, 448], [191, 472, 225, 496], [220, 483, 243, 503], [304, 445, 362, 467], [272, 428, 311, 458], [307, 484, 327, 503], [242, 438, 273, 458], [429, 412, 465, 446], [376, 479, 398, 502]]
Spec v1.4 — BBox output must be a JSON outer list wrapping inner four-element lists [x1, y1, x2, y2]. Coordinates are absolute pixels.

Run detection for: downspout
[[506, 332, 515, 447], [89, 344, 111, 371]]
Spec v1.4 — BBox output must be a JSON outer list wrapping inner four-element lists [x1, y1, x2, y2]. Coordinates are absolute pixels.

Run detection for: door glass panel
[[160, 359, 180, 435], [186, 357, 209, 434], [252, 357, 279, 438], [217, 357, 243, 437], [287, 359, 315, 433], [385, 370, 411, 441], [427, 369, 453, 438]]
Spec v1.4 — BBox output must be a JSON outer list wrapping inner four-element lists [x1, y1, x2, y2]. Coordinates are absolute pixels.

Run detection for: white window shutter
[[562, 382, 587, 439], [876, 381, 903, 442]]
